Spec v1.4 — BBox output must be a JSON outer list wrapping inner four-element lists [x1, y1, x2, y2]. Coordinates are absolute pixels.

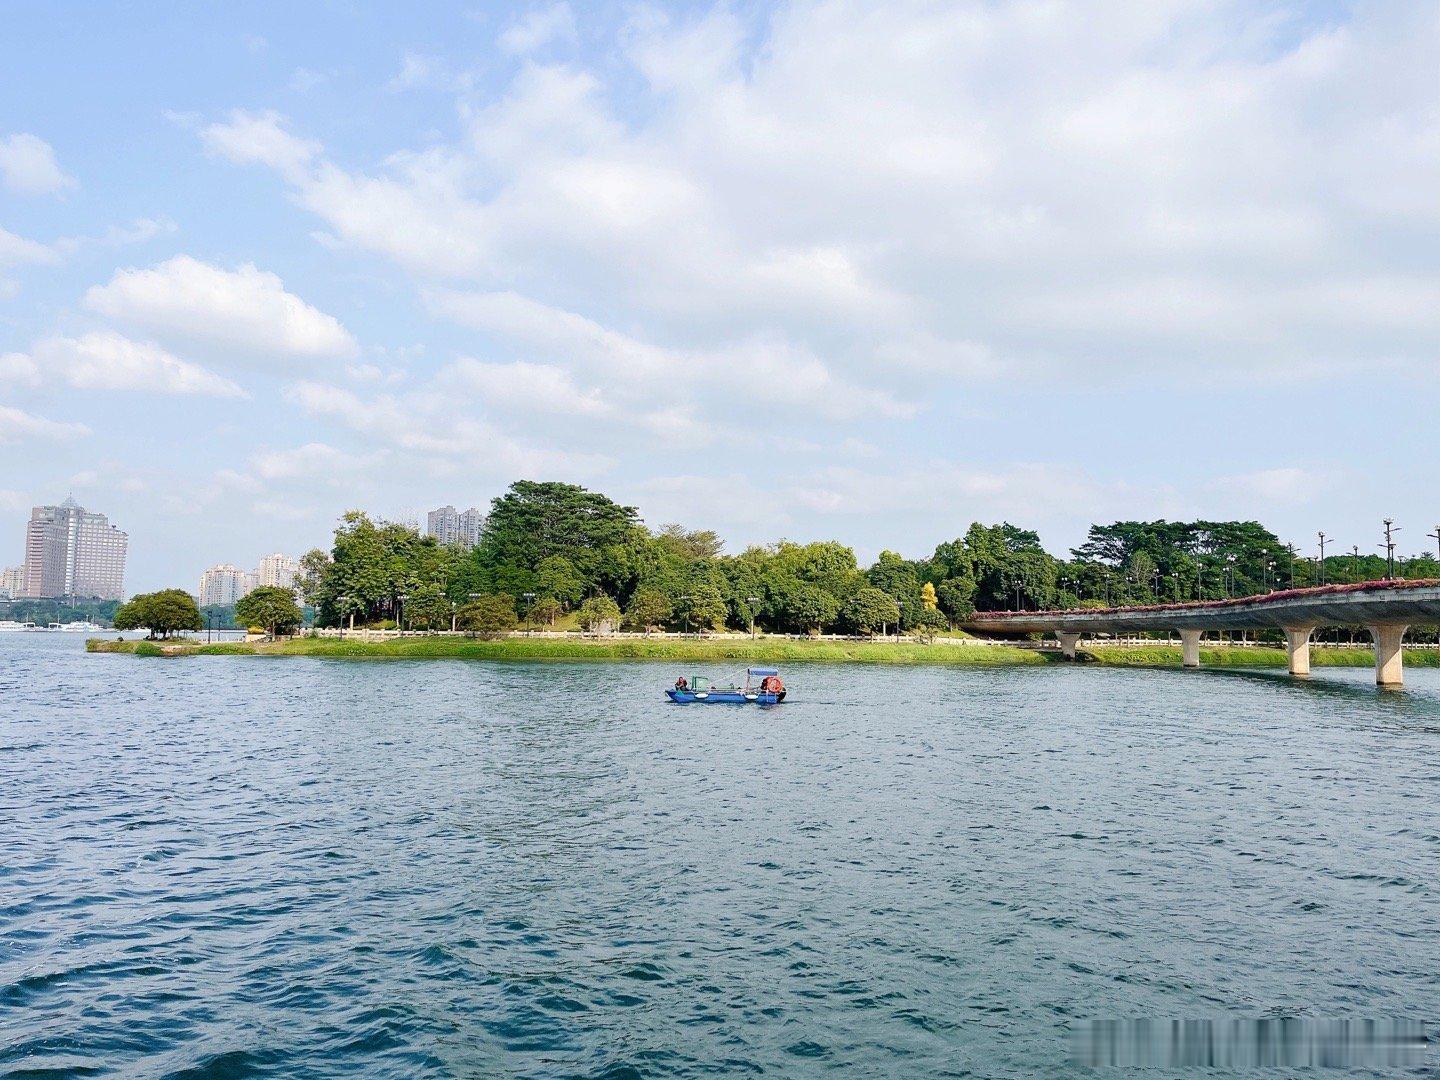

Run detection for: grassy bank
[[86, 635, 1440, 668], [88, 635, 1046, 664]]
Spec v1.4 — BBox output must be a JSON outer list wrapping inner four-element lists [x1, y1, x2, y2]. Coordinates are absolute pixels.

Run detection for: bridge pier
[[1177, 629, 1203, 668], [1283, 627, 1315, 676], [1367, 624, 1409, 688], [1057, 632, 1082, 659]]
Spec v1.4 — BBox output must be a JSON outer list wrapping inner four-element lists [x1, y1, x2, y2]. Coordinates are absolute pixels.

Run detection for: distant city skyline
[[197, 551, 299, 606], [4, 3, 1439, 592]]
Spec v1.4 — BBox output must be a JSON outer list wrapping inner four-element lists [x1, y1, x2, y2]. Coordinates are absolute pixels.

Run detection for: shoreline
[[84, 636, 1440, 669]]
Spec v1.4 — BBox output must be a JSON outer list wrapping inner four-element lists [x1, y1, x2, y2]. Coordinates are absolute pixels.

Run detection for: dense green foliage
[[296, 479, 1440, 635], [235, 586, 303, 638], [0, 597, 119, 626], [456, 594, 518, 637], [114, 589, 202, 638]]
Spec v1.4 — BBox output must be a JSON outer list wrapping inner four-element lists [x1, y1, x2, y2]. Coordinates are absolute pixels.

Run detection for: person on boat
[[760, 674, 784, 694], [674, 676, 688, 691]]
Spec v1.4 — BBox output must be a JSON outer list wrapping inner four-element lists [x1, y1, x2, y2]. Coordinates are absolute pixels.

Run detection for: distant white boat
[[59, 620, 105, 632], [0, 621, 25, 632]]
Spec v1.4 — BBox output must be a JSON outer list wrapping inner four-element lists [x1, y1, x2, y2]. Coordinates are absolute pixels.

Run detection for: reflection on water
[[3, 635, 1439, 1077]]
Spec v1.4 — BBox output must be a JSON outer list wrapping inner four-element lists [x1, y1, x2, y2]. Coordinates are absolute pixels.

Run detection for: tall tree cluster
[[293, 481, 1440, 634]]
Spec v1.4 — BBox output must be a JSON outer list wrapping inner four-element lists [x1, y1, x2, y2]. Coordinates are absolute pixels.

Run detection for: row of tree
[[116, 587, 303, 639], [283, 480, 1440, 635]]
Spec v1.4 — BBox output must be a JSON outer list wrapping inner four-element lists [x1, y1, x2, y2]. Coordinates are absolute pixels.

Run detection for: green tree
[[114, 589, 202, 639], [675, 583, 726, 632], [403, 585, 452, 631], [297, 548, 331, 607], [235, 586, 302, 639], [534, 554, 585, 609], [530, 596, 564, 627], [846, 586, 901, 635], [470, 481, 644, 599], [656, 523, 724, 561], [935, 577, 976, 621], [910, 606, 948, 642], [456, 594, 517, 637], [625, 587, 672, 634], [577, 594, 622, 634], [786, 584, 839, 634]]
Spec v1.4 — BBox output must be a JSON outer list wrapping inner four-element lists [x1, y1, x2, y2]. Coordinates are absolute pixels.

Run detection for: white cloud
[[29, 332, 246, 397], [0, 133, 76, 195], [0, 404, 89, 443], [100, 217, 178, 247], [283, 377, 610, 477], [84, 255, 357, 364], [0, 351, 42, 386], [0, 226, 60, 267], [200, 110, 320, 180], [199, 3, 1440, 385], [438, 357, 612, 416], [499, 3, 578, 55], [248, 441, 377, 482], [388, 51, 446, 92], [1204, 467, 1327, 507], [428, 287, 913, 420]]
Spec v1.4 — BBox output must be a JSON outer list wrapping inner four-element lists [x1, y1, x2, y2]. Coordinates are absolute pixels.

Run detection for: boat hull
[[666, 689, 784, 705]]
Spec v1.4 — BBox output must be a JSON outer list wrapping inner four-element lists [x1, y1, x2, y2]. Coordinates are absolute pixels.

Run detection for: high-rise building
[[197, 564, 249, 607], [254, 553, 299, 590], [20, 498, 128, 600], [426, 505, 485, 548], [0, 566, 22, 598]]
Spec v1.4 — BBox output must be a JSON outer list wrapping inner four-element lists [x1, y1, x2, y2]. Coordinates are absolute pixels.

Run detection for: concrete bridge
[[961, 580, 1440, 687]]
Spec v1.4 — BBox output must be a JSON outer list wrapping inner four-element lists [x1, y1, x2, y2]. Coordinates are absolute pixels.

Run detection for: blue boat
[[666, 667, 787, 704]]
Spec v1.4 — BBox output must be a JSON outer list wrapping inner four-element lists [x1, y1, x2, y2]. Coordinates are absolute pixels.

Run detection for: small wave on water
[[3, 636, 1440, 1077]]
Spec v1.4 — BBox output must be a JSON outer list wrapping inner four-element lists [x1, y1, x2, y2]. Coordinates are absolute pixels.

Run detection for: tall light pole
[[396, 592, 408, 637], [1382, 519, 1399, 579], [894, 600, 903, 642], [337, 593, 351, 637], [1351, 545, 1360, 584], [1317, 531, 1328, 585], [678, 594, 692, 636], [523, 591, 536, 636], [746, 595, 760, 638], [1287, 543, 1297, 588]]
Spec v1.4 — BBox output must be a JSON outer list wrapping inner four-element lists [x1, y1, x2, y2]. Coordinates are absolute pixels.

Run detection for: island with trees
[[90, 479, 1440, 664]]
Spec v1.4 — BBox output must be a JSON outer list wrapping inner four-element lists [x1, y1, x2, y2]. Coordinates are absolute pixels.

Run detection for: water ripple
[[3, 637, 1440, 1076]]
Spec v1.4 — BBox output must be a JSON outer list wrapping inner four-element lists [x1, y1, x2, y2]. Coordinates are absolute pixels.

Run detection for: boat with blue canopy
[[666, 667, 786, 704]]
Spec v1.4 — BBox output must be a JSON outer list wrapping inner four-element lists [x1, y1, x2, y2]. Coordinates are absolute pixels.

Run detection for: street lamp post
[[1317, 531, 1328, 585], [678, 594, 692, 637], [1382, 519, 1399, 579], [746, 596, 760, 639], [1351, 544, 1360, 584], [396, 593, 408, 637], [894, 600, 903, 643], [523, 591, 536, 636], [336, 594, 350, 638]]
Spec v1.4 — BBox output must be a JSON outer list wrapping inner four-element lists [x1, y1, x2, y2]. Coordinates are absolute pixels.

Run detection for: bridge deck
[[962, 579, 1440, 635]]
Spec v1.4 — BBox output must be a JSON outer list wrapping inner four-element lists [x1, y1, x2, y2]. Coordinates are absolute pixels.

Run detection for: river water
[[3, 635, 1439, 1077]]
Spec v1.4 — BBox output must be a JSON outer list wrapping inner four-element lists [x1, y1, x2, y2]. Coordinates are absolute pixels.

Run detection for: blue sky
[[3, 0, 1438, 592]]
